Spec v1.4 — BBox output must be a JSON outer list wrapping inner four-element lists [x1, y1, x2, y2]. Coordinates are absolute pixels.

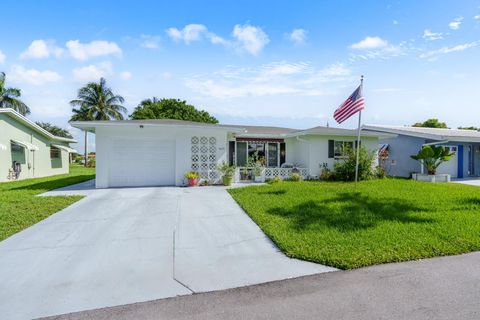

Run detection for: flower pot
[[188, 178, 198, 187], [223, 175, 233, 186], [254, 176, 263, 183]]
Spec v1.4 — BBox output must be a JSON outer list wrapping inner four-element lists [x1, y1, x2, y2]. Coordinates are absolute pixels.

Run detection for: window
[[248, 143, 266, 165], [267, 143, 278, 167], [50, 146, 60, 159], [236, 142, 247, 166], [334, 141, 354, 158]]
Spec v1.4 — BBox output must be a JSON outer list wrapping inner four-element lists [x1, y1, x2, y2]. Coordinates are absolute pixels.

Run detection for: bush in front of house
[[267, 176, 283, 184], [333, 146, 375, 181], [289, 172, 303, 182]]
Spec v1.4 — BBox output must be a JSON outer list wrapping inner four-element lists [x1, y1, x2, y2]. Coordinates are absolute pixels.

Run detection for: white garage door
[[108, 137, 176, 187]]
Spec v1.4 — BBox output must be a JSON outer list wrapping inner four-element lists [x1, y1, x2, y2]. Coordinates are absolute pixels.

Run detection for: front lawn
[[228, 179, 480, 269], [0, 165, 95, 241]]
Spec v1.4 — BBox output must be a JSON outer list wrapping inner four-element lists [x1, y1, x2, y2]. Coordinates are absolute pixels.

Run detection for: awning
[[11, 139, 39, 151], [236, 137, 285, 143], [52, 144, 78, 153], [0, 143, 6, 151]]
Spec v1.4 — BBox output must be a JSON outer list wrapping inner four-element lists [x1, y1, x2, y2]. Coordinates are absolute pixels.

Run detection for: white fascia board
[[0, 108, 76, 143], [70, 121, 246, 133]]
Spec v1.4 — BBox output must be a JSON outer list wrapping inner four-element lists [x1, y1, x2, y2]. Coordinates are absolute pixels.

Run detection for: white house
[[71, 119, 388, 188], [1, 108, 77, 182], [363, 124, 480, 178]]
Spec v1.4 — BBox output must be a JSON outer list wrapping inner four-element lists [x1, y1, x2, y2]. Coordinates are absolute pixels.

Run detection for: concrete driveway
[[0, 181, 334, 319]]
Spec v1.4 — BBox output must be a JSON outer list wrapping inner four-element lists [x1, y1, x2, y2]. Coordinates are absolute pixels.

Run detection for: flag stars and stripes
[[333, 85, 365, 123]]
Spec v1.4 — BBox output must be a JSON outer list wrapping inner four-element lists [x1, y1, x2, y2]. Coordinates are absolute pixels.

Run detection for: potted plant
[[410, 145, 455, 182], [217, 162, 236, 186], [184, 171, 200, 186], [247, 151, 264, 183]]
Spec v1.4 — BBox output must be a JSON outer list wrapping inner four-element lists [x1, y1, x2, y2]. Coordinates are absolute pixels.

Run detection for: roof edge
[[0, 108, 76, 143]]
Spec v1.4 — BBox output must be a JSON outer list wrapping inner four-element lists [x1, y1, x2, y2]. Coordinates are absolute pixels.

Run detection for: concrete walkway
[[0, 181, 334, 320], [45, 252, 480, 320], [452, 178, 480, 187]]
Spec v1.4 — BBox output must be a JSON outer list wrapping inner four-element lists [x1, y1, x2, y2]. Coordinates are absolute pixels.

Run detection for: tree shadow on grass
[[9, 175, 95, 192], [259, 189, 287, 196], [267, 192, 434, 232]]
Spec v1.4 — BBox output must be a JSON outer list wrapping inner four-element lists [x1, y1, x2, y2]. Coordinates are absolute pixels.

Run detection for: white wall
[[286, 135, 379, 177], [95, 125, 229, 188]]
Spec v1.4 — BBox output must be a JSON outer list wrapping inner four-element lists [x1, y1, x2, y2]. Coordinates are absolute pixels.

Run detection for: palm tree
[[0, 72, 30, 115], [70, 77, 127, 166]]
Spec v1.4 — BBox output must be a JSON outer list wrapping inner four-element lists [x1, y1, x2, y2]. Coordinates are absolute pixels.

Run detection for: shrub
[[374, 166, 386, 179], [289, 172, 303, 182], [217, 161, 235, 177], [86, 158, 96, 168], [319, 163, 333, 181], [333, 146, 375, 181], [268, 176, 283, 184]]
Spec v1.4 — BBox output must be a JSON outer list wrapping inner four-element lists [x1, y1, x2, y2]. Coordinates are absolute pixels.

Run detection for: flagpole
[[354, 75, 364, 184]]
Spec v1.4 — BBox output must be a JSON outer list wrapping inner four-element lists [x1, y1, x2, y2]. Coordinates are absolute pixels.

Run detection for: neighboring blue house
[[363, 125, 480, 179]]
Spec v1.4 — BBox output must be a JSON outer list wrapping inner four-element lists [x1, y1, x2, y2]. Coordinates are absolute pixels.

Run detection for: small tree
[[410, 145, 455, 175], [334, 146, 375, 181]]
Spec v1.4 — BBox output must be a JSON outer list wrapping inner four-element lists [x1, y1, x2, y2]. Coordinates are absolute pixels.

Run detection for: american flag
[[333, 85, 365, 124]]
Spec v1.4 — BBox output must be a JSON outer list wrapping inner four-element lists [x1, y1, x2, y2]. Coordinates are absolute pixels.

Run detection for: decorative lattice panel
[[190, 136, 219, 184], [264, 167, 309, 180]]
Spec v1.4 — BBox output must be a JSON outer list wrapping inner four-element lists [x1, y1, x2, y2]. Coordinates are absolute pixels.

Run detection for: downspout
[[420, 140, 449, 174]]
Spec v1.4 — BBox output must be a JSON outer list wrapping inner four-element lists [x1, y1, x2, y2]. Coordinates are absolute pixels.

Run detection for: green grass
[[228, 179, 480, 269], [0, 165, 95, 241]]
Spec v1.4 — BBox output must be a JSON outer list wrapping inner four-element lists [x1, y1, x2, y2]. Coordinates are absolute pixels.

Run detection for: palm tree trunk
[[84, 130, 88, 167]]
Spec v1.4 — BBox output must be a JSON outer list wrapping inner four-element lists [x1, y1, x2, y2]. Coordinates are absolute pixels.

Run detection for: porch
[[235, 166, 309, 182]]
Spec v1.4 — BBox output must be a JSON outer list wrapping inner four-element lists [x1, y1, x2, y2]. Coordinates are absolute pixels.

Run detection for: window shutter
[[328, 140, 334, 158]]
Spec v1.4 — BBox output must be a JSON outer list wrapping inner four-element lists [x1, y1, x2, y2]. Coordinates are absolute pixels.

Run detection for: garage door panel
[[108, 138, 175, 187]]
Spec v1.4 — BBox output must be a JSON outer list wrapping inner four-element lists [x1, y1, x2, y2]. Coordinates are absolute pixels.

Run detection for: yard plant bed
[[228, 179, 480, 269], [0, 165, 95, 241]]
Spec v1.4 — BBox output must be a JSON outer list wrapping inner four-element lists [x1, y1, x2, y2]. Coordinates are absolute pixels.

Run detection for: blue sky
[[1, 0, 480, 150]]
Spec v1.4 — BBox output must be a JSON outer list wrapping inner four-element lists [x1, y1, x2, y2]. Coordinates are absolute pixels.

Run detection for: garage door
[[108, 137, 175, 187]]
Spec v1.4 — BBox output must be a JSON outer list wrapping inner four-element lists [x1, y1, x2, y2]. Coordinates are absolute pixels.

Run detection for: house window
[[248, 143, 266, 165], [236, 142, 247, 166], [50, 146, 60, 159], [334, 141, 354, 158]]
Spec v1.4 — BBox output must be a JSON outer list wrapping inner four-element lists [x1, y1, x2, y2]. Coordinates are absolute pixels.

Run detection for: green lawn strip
[[228, 179, 480, 269], [0, 165, 95, 241]]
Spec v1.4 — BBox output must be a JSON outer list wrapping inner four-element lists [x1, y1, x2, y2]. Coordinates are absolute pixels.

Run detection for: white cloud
[[166, 24, 208, 44], [162, 71, 173, 80], [20, 40, 63, 59], [350, 36, 388, 50], [140, 34, 161, 49], [423, 29, 443, 41], [184, 61, 350, 99], [393, 20, 399, 25], [72, 61, 113, 82], [9, 65, 62, 85], [119, 71, 132, 80], [287, 28, 307, 45], [449, 17, 463, 30], [232, 24, 269, 55], [0, 50, 5, 64], [475, 15, 480, 21], [166, 24, 230, 47], [66, 40, 122, 60], [420, 40, 480, 59]]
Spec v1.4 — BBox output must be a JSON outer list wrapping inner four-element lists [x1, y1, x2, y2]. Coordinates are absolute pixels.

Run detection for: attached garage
[[108, 137, 175, 187], [71, 120, 242, 188]]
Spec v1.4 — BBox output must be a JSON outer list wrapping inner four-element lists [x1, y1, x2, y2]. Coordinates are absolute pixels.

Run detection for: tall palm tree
[[0, 72, 30, 115], [70, 77, 127, 166]]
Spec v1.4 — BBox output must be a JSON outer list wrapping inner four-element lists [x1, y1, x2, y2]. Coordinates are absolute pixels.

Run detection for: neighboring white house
[[0, 108, 77, 182], [71, 119, 388, 188], [363, 124, 480, 178]]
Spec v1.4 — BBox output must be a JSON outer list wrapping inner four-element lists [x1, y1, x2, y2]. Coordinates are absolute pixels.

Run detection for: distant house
[[71, 119, 389, 188], [0, 108, 77, 182], [363, 125, 480, 178]]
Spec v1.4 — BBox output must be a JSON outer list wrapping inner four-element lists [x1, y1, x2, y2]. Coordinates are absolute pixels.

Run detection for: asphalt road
[[46, 251, 480, 320]]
